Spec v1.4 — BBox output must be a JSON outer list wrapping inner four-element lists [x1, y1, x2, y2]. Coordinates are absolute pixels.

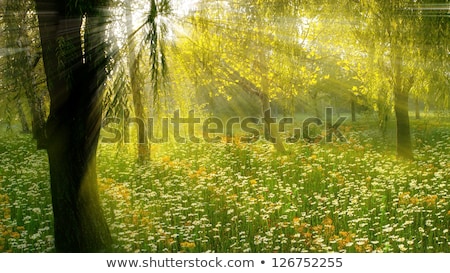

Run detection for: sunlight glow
[[172, 0, 199, 16]]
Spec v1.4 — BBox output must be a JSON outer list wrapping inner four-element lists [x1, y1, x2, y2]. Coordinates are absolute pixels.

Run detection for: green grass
[[0, 117, 449, 253]]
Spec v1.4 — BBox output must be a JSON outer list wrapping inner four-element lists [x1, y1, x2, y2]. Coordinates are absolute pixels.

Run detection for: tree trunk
[[28, 89, 48, 149], [4, 0, 46, 144], [17, 99, 31, 133], [261, 94, 286, 153], [393, 54, 413, 160], [394, 89, 413, 160], [224, 64, 286, 153], [415, 96, 420, 120], [351, 98, 356, 122], [24, 53, 48, 149], [35, 0, 111, 252], [377, 97, 388, 137], [312, 91, 322, 119], [126, 3, 151, 163]]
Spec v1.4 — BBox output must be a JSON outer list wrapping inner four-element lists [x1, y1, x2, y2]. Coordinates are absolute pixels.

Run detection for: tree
[[126, 1, 152, 163], [343, 0, 448, 160], [125, 0, 171, 162], [179, 0, 333, 149], [35, 0, 111, 252], [1, 0, 47, 147]]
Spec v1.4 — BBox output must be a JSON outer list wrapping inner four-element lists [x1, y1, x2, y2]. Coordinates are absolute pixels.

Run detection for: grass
[[0, 116, 449, 253]]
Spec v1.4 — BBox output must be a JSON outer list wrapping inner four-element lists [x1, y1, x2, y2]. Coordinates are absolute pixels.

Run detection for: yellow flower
[[422, 195, 438, 207], [322, 217, 333, 226], [16, 226, 25, 232], [410, 197, 419, 205], [180, 242, 196, 249], [162, 155, 171, 163], [228, 194, 238, 201], [250, 179, 257, 185]]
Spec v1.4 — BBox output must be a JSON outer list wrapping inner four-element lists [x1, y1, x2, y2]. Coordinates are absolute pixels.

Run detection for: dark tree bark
[[415, 96, 420, 120], [393, 54, 413, 160], [394, 88, 413, 160], [17, 99, 31, 133], [351, 98, 356, 122], [24, 53, 48, 149], [35, 0, 111, 252]]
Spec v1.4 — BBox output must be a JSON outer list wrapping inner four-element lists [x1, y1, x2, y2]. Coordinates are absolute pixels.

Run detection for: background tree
[[103, 0, 171, 162], [343, 0, 449, 159], [1, 0, 47, 147]]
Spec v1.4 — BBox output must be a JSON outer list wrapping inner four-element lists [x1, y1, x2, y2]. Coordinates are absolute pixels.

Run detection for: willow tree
[[1, 0, 47, 147], [125, 1, 151, 162], [35, 0, 111, 252], [181, 0, 330, 150], [125, 0, 171, 162], [416, 1, 449, 113], [344, 0, 447, 160]]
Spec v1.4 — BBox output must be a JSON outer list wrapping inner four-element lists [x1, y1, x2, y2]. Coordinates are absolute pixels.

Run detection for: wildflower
[[322, 217, 333, 226], [422, 195, 438, 207], [32, 208, 41, 214], [16, 226, 25, 232], [398, 244, 407, 252], [410, 197, 419, 205], [162, 156, 171, 163]]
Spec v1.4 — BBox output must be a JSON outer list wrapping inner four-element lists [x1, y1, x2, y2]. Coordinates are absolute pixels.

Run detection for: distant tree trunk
[[311, 91, 322, 119], [415, 96, 420, 120], [24, 53, 48, 149], [4, 0, 46, 145], [261, 93, 286, 153], [35, 0, 111, 252], [394, 89, 413, 160], [126, 2, 151, 163], [393, 54, 413, 160], [224, 64, 286, 153], [17, 99, 31, 133], [351, 98, 356, 122], [27, 88, 48, 149], [377, 98, 388, 137]]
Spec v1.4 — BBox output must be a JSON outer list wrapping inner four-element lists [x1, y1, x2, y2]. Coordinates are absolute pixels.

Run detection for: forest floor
[[0, 115, 449, 252]]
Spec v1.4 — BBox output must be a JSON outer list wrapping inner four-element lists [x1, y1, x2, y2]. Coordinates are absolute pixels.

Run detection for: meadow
[[0, 116, 449, 253]]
